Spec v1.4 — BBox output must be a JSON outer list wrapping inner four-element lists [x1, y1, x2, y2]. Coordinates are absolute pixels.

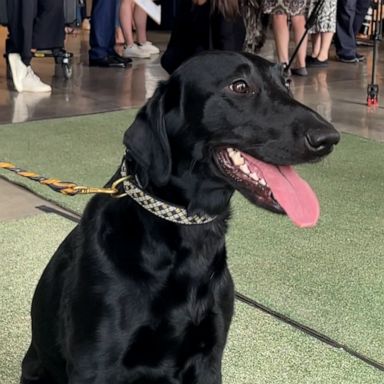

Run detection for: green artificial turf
[[0, 112, 383, 367], [226, 137, 384, 363], [0, 110, 137, 214], [1, 214, 383, 384]]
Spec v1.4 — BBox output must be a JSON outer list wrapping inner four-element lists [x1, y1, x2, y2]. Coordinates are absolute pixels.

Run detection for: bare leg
[[115, 26, 125, 45], [310, 32, 321, 57], [317, 32, 334, 61], [119, 0, 135, 46], [133, 4, 148, 44], [272, 14, 289, 64], [291, 14, 307, 68]]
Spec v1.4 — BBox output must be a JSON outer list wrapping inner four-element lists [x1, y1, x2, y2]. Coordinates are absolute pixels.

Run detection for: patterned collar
[[120, 162, 216, 225]]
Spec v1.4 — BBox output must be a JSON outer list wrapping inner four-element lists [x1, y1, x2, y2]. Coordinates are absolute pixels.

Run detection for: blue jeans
[[89, 0, 119, 59]]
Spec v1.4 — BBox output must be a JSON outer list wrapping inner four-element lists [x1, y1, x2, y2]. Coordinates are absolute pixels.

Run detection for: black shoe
[[89, 54, 131, 67], [291, 67, 308, 76], [307, 57, 328, 68], [305, 55, 316, 64], [112, 52, 132, 65]]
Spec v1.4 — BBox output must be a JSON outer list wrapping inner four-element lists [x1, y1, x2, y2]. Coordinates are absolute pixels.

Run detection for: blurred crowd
[[3, 0, 372, 92]]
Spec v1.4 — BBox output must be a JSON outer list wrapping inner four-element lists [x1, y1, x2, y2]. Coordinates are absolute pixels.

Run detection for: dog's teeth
[[259, 178, 267, 186], [239, 164, 250, 174], [250, 172, 259, 181], [227, 147, 235, 154], [231, 151, 245, 166]]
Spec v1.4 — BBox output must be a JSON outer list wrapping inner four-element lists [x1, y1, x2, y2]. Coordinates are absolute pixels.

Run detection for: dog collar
[[120, 162, 216, 225]]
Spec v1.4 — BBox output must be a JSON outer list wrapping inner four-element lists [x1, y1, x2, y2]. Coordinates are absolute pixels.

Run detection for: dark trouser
[[6, 0, 65, 66], [160, 0, 245, 74], [211, 12, 245, 51], [160, 1, 211, 74], [335, 0, 371, 57], [89, 0, 119, 60]]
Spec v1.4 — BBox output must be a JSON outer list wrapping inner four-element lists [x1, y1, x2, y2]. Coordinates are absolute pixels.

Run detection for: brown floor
[[0, 26, 383, 221]]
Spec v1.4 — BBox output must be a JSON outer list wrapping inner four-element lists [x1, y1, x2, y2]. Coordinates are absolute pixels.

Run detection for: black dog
[[21, 51, 339, 384]]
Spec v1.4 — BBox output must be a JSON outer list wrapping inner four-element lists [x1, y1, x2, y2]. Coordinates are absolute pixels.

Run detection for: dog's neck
[[121, 154, 234, 223], [120, 161, 224, 225]]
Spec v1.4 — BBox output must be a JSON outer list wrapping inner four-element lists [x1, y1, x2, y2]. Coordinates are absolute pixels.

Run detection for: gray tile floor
[[0, 26, 383, 221]]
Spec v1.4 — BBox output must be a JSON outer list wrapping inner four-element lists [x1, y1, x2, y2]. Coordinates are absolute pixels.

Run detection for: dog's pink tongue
[[242, 154, 320, 228]]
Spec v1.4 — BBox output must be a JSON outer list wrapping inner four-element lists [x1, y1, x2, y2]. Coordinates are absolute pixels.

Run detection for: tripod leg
[[367, 0, 381, 107]]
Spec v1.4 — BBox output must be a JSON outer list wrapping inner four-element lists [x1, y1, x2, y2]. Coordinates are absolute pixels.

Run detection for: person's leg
[[119, 0, 135, 46], [352, 0, 371, 60], [89, 0, 118, 59], [121, 3, 160, 57], [89, 0, 131, 65], [353, 0, 371, 34], [115, 26, 125, 45], [317, 31, 334, 61], [6, 0, 36, 65], [133, 3, 148, 45], [291, 14, 307, 69], [6, 0, 51, 92], [310, 32, 321, 58], [120, 1, 152, 57], [115, 0, 124, 44], [32, 0, 65, 50], [272, 14, 289, 64], [334, 0, 358, 58]]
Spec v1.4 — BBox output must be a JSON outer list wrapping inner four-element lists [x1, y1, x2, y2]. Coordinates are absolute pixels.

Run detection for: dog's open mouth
[[215, 148, 320, 228]]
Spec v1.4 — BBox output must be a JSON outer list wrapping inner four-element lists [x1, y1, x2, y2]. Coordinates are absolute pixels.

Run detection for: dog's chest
[[122, 304, 218, 366], [119, 251, 227, 378]]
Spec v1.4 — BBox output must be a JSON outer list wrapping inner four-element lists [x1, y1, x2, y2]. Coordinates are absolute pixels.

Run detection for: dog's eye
[[229, 80, 251, 94]]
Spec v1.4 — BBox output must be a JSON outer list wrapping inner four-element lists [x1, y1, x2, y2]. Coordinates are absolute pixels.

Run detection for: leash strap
[[0, 162, 80, 195], [0, 161, 120, 196], [0, 160, 217, 225]]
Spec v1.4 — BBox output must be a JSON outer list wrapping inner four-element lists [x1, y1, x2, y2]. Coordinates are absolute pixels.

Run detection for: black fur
[[21, 51, 339, 384]]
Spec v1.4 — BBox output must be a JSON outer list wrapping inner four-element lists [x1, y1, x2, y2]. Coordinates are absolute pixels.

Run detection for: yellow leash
[[0, 162, 128, 197]]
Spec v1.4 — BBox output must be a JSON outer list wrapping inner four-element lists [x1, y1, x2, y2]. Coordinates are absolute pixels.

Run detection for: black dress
[[6, 0, 65, 65], [161, 0, 245, 74]]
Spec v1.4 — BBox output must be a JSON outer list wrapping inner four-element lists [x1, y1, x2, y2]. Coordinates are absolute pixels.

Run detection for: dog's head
[[123, 51, 340, 227]]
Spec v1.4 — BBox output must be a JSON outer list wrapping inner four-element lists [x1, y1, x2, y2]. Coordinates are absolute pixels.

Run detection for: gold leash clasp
[[72, 176, 130, 197]]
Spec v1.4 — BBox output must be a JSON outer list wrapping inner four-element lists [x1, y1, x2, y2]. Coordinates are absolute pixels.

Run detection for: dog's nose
[[305, 125, 340, 154]]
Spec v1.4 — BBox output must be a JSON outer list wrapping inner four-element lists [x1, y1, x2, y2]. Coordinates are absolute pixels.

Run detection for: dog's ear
[[123, 83, 171, 187]]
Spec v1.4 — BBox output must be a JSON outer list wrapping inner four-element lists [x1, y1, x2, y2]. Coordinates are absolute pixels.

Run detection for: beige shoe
[[123, 43, 151, 59], [8, 53, 51, 93]]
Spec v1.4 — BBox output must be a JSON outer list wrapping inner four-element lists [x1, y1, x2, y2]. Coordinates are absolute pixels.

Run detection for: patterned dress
[[307, 0, 337, 33], [241, 0, 269, 53], [262, 0, 308, 16]]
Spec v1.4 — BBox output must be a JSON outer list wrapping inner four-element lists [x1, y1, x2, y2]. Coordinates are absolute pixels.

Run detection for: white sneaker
[[22, 66, 52, 93], [8, 53, 51, 93], [8, 53, 27, 92], [122, 43, 151, 59], [137, 41, 160, 55]]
